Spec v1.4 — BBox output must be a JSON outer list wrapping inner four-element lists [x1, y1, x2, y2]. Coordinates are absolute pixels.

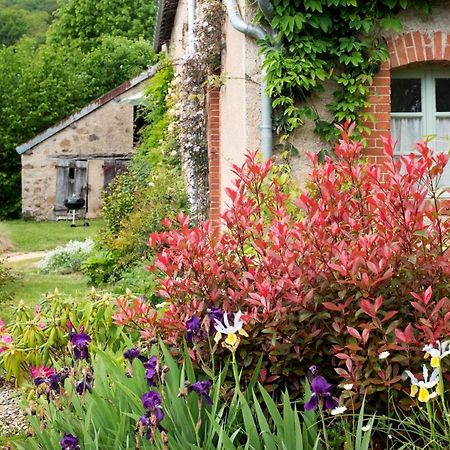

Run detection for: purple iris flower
[[188, 380, 212, 405], [48, 373, 62, 394], [76, 379, 92, 395], [70, 332, 91, 360], [186, 316, 203, 343], [143, 356, 158, 386], [33, 377, 47, 387], [207, 307, 223, 334], [141, 390, 165, 431], [141, 390, 161, 410], [304, 374, 338, 411], [124, 348, 141, 362], [60, 433, 79, 450]]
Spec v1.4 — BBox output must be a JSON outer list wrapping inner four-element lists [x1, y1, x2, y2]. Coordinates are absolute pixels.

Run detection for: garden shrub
[[84, 60, 188, 285], [0, 288, 126, 383], [38, 239, 94, 274], [116, 122, 450, 410]]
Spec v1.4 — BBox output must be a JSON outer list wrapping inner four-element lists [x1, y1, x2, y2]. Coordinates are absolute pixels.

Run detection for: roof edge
[[17, 65, 158, 155]]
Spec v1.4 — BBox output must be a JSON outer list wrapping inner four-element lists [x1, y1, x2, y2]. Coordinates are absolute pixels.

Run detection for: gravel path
[[1, 251, 45, 263], [0, 381, 28, 438]]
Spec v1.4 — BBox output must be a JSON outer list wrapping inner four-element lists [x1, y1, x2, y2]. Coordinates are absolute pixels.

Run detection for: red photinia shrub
[[115, 122, 450, 408]]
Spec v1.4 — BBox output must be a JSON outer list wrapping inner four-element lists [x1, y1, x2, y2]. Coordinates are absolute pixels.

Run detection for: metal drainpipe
[[223, 0, 273, 160], [188, 0, 197, 53]]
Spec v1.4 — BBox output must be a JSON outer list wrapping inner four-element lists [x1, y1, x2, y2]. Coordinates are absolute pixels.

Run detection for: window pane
[[391, 116, 423, 154], [391, 78, 422, 112], [436, 79, 450, 112]]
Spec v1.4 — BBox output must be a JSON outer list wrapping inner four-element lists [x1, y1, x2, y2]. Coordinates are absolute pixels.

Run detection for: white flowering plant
[[38, 239, 94, 274]]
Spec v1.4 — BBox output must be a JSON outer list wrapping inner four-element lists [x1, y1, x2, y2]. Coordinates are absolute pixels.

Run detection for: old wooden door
[[54, 160, 88, 214]]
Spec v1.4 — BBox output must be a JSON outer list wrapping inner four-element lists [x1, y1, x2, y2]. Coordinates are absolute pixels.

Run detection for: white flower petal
[[331, 406, 347, 416]]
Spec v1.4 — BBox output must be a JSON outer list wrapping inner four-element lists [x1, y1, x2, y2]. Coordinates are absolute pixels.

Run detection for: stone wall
[[21, 83, 144, 220]]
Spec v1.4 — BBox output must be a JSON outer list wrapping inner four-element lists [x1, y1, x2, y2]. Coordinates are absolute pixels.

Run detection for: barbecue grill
[[64, 195, 89, 227]]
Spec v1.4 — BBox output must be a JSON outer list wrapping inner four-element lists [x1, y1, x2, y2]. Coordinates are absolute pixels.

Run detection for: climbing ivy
[[261, 0, 431, 145]]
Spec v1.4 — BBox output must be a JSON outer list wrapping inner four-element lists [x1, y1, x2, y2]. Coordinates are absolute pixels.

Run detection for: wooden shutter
[[54, 160, 88, 213]]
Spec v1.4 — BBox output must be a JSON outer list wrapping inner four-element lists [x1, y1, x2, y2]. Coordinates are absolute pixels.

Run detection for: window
[[391, 67, 450, 186]]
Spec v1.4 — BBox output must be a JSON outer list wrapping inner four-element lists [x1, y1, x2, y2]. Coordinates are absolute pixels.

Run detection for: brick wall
[[364, 31, 450, 163], [207, 87, 221, 227]]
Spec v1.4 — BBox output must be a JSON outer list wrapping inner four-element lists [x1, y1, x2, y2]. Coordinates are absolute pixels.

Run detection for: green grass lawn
[[0, 219, 104, 252], [1, 258, 91, 323], [0, 219, 103, 322]]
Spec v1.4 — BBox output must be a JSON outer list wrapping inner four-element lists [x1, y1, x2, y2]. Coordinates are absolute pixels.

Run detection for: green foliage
[[38, 239, 94, 274], [0, 0, 57, 13], [86, 62, 187, 285], [48, 0, 156, 51], [0, 288, 124, 383], [85, 162, 187, 284], [0, 7, 48, 46], [16, 342, 324, 449], [262, 0, 431, 143]]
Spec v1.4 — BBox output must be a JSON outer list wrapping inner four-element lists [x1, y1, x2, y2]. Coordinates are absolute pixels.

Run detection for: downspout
[[188, 0, 197, 53], [223, 0, 273, 160]]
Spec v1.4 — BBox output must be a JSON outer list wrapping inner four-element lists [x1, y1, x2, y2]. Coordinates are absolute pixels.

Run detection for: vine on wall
[[260, 0, 431, 146], [169, 0, 224, 222]]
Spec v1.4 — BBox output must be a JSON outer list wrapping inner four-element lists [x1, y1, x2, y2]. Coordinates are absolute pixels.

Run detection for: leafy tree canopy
[[48, 0, 156, 50]]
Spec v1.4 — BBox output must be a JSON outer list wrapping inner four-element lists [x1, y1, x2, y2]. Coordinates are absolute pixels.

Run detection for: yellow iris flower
[[423, 341, 450, 368], [405, 365, 440, 403], [213, 311, 248, 353]]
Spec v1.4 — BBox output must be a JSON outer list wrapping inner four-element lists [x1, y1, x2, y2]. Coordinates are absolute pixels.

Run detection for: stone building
[[154, 0, 450, 222], [16, 67, 156, 220]]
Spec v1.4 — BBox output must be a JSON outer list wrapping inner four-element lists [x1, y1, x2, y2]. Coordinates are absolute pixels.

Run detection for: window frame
[[391, 66, 450, 154]]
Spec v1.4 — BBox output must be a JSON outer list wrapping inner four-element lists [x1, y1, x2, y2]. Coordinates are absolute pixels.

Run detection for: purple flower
[[48, 373, 63, 394], [188, 380, 212, 405], [76, 379, 92, 395], [143, 356, 158, 386], [60, 433, 79, 450], [207, 307, 223, 334], [141, 390, 165, 434], [70, 332, 91, 360], [141, 390, 161, 410], [124, 348, 149, 363], [304, 373, 338, 411], [186, 316, 202, 343], [124, 348, 141, 362]]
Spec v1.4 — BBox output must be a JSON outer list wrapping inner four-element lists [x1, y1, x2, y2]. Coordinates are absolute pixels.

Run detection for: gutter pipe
[[223, 0, 273, 160]]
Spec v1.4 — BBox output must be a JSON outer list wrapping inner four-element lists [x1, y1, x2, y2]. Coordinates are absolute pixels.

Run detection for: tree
[[48, 0, 156, 50], [0, 7, 49, 46]]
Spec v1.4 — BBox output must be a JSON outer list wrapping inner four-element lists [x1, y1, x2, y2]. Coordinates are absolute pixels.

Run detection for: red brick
[[414, 31, 426, 62], [373, 112, 391, 122], [372, 76, 390, 87], [404, 32, 414, 47], [396, 43, 409, 66], [435, 31, 443, 60], [407, 46, 417, 63], [445, 41, 450, 61], [375, 121, 390, 131], [422, 32, 433, 46], [374, 86, 390, 95], [374, 104, 390, 112], [368, 94, 390, 104], [425, 45, 434, 61]]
